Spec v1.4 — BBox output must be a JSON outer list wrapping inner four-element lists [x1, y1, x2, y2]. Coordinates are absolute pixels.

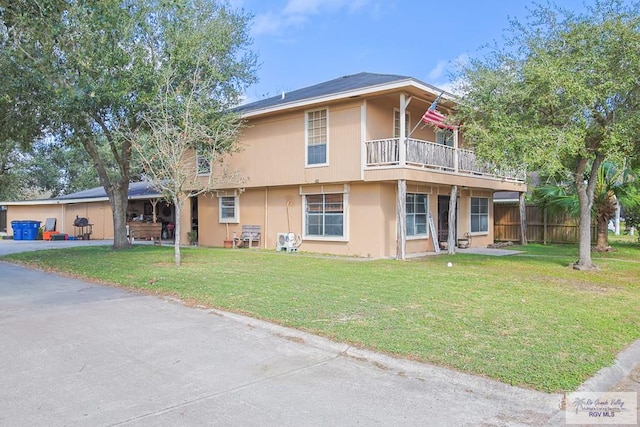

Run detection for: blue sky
[[233, 0, 593, 104]]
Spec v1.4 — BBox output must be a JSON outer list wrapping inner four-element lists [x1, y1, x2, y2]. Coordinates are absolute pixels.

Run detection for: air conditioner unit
[[276, 232, 297, 252]]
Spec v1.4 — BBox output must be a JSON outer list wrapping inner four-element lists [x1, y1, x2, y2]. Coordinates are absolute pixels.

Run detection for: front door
[[438, 195, 455, 243]]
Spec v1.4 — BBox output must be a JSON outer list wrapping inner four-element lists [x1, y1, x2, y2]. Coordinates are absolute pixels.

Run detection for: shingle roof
[[236, 72, 421, 114], [55, 181, 161, 201]]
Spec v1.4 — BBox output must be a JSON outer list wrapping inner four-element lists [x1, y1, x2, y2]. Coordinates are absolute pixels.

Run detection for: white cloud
[[253, 0, 373, 36], [253, 12, 306, 36], [427, 53, 470, 95], [427, 60, 448, 82], [283, 0, 368, 15]]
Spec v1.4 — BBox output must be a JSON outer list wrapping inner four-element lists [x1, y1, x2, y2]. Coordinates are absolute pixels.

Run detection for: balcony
[[365, 138, 525, 182]]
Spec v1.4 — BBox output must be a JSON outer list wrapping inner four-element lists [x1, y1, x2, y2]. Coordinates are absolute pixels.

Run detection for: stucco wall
[[193, 182, 494, 259], [6, 202, 113, 239]]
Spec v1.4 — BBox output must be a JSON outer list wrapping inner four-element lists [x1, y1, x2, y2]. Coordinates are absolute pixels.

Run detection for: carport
[[0, 182, 172, 240]]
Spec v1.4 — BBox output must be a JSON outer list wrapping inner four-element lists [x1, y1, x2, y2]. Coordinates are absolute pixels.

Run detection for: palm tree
[[533, 161, 640, 251]]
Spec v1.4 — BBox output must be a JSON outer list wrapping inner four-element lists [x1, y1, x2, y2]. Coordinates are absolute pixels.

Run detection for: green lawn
[[4, 237, 639, 393]]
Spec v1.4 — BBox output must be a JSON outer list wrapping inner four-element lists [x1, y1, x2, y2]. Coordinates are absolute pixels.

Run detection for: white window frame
[[218, 195, 239, 223], [302, 192, 348, 241], [393, 108, 411, 138], [436, 129, 454, 146], [469, 197, 489, 235], [196, 148, 211, 176], [305, 108, 329, 167], [406, 192, 429, 239]]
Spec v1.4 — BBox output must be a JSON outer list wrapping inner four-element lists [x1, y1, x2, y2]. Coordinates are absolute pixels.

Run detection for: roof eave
[[2, 194, 163, 206], [240, 78, 452, 118]]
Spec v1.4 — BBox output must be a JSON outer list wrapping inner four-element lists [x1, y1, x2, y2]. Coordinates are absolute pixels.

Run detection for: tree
[[533, 161, 640, 250], [0, 0, 257, 249], [454, 0, 640, 270], [0, 140, 26, 200], [131, 67, 245, 266]]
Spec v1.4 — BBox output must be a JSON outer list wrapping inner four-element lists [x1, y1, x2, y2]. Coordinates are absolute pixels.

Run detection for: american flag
[[421, 93, 455, 129]]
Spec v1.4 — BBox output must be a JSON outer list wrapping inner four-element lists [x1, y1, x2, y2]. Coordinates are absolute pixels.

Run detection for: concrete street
[[0, 240, 609, 425]]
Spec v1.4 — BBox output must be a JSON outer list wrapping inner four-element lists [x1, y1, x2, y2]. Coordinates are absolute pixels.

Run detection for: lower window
[[219, 196, 238, 223], [406, 193, 428, 237], [305, 193, 344, 237], [470, 197, 489, 233]]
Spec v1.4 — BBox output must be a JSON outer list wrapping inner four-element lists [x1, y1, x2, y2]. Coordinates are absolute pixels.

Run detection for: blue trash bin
[[11, 220, 24, 241], [22, 221, 41, 240]]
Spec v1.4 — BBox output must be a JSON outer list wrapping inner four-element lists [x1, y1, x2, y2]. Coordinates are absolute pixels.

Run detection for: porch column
[[399, 93, 410, 166], [447, 185, 458, 254], [396, 179, 407, 260], [453, 126, 459, 173]]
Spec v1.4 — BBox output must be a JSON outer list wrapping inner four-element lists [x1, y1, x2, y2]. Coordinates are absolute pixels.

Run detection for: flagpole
[[407, 120, 423, 138], [408, 91, 444, 138]]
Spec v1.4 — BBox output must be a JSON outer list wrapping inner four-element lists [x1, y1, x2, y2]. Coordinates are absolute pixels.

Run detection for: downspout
[[264, 187, 268, 249]]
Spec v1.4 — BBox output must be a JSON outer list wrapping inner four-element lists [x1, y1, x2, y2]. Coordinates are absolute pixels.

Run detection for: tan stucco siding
[[6, 201, 113, 239], [195, 182, 441, 258], [365, 96, 450, 145], [365, 98, 392, 141], [7, 205, 65, 234], [456, 188, 494, 248], [230, 102, 363, 188]]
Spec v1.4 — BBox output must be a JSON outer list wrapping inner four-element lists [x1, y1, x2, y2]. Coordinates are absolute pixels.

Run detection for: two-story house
[[1, 72, 526, 255], [193, 72, 526, 258]]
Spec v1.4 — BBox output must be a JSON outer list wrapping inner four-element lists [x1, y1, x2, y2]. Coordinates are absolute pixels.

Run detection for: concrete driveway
[[0, 238, 117, 256], [0, 242, 565, 426]]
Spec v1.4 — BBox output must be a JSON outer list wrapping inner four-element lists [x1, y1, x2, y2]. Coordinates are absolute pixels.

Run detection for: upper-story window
[[436, 129, 454, 147], [470, 197, 489, 233], [196, 148, 211, 175], [394, 109, 410, 138], [306, 108, 328, 166]]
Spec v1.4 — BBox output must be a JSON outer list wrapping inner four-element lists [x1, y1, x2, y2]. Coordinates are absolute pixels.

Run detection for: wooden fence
[[494, 204, 595, 243]]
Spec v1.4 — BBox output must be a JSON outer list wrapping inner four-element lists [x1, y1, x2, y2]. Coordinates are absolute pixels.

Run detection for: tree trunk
[[573, 155, 602, 270], [80, 123, 131, 250], [575, 188, 595, 269], [594, 213, 610, 251], [109, 182, 131, 250], [447, 185, 457, 255], [173, 195, 183, 266], [519, 192, 528, 245]]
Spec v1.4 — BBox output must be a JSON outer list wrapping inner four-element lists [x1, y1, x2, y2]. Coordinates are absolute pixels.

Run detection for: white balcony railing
[[365, 138, 525, 182]]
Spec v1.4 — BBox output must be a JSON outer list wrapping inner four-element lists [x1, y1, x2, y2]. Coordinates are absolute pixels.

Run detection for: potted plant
[[223, 224, 233, 248]]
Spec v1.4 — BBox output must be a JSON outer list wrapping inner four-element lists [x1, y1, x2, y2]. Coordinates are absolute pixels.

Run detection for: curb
[[214, 308, 563, 412], [577, 338, 640, 392]]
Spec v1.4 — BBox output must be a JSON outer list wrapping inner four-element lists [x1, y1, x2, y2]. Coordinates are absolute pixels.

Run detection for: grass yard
[[3, 236, 639, 393]]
